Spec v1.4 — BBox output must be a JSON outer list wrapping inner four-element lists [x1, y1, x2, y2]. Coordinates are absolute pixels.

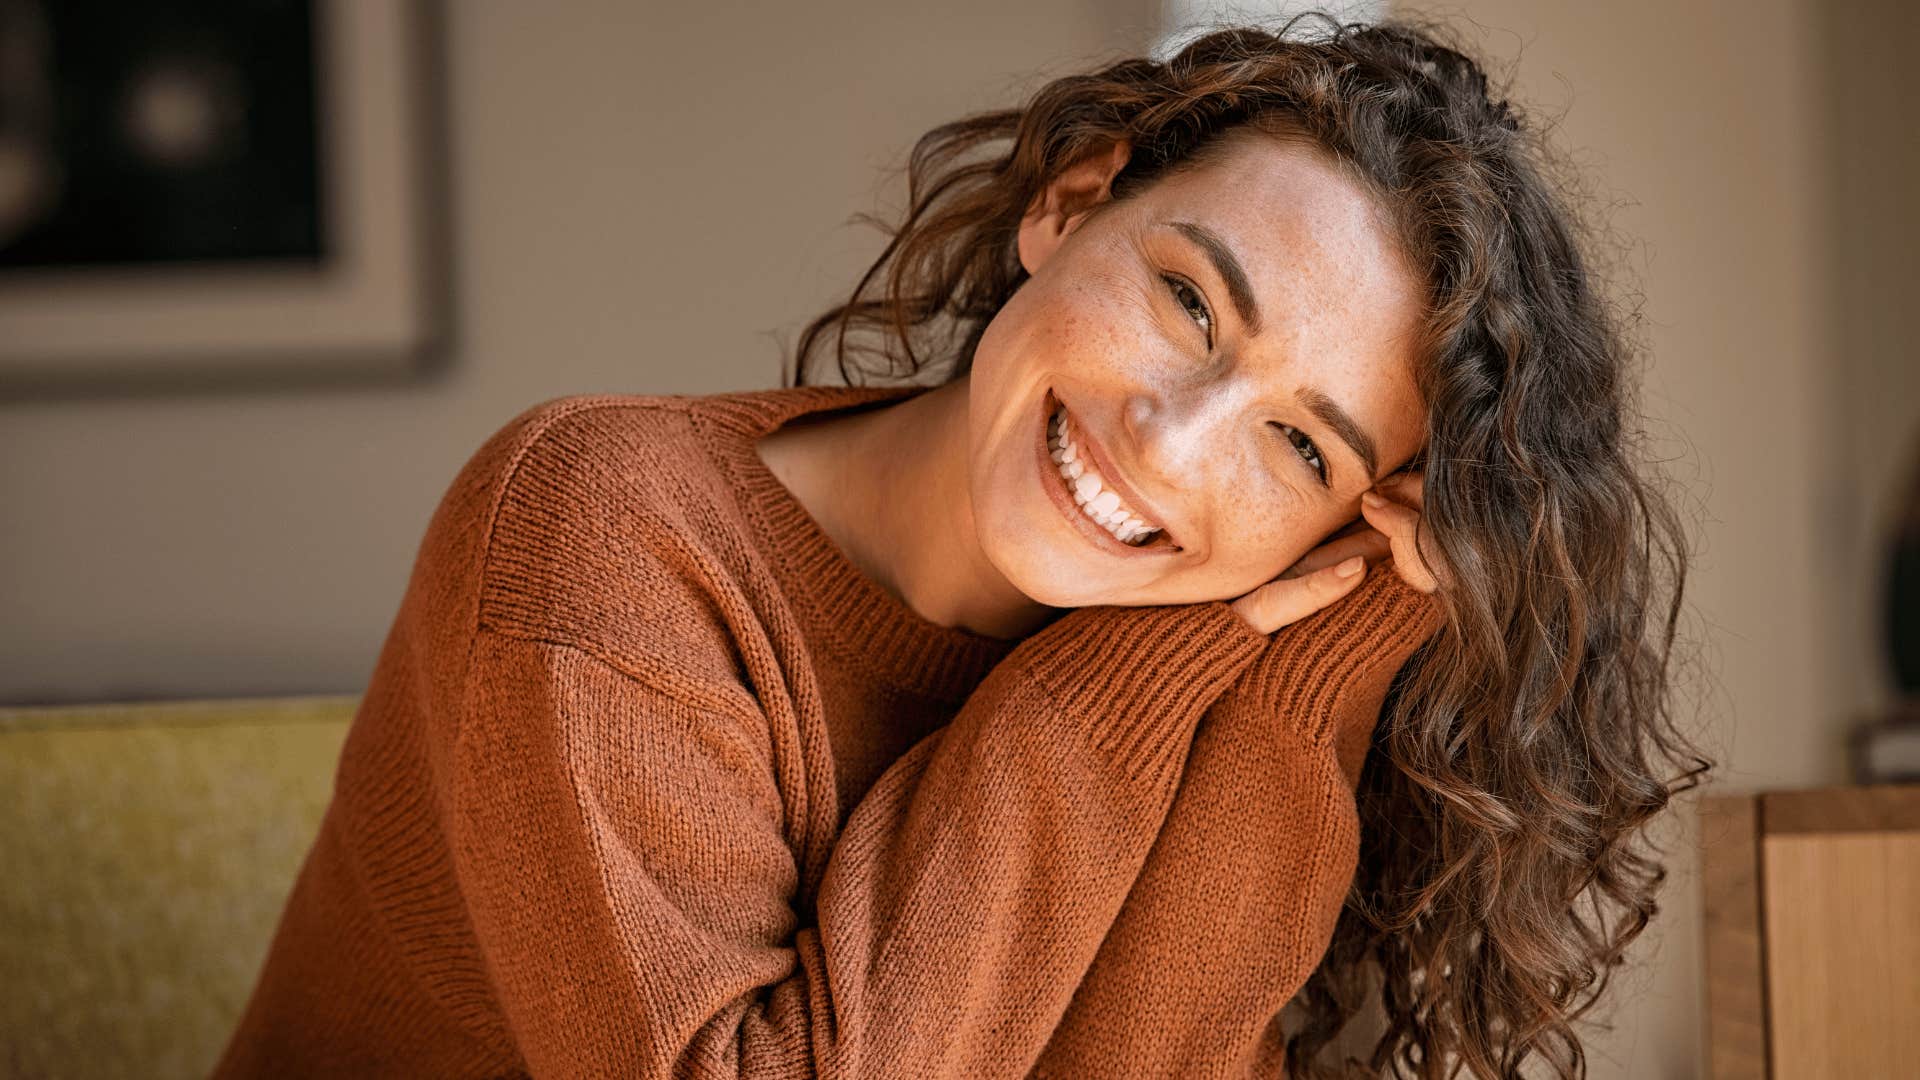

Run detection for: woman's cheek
[[1232, 486, 1330, 576], [1057, 263, 1156, 344]]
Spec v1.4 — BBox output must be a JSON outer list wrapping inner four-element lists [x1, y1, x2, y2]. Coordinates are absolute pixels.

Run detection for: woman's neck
[[755, 375, 1057, 641]]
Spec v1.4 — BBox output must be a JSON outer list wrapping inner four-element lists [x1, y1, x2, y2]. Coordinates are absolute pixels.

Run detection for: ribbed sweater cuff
[[1246, 565, 1447, 744], [1290, 564, 1444, 677], [1012, 600, 1269, 776]]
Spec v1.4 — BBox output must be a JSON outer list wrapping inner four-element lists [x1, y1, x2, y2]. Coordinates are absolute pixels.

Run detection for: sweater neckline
[[687, 382, 1021, 703]]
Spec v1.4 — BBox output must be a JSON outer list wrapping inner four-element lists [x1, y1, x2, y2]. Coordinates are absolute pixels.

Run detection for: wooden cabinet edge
[[1701, 794, 1768, 1080]]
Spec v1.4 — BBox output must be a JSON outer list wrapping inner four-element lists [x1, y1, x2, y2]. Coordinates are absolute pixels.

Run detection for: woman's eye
[[1276, 423, 1330, 486], [1162, 274, 1212, 344]]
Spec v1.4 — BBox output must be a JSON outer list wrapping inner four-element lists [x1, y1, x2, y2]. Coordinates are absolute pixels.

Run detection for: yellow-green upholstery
[[0, 696, 357, 1079]]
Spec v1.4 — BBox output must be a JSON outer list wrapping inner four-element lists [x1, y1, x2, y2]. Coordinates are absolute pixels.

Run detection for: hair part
[[784, 10, 1713, 1078]]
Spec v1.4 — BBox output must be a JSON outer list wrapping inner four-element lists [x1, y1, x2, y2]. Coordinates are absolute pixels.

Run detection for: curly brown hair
[[780, 10, 1713, 1078]]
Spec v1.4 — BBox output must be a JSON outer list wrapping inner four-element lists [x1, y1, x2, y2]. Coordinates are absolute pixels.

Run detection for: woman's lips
[[1064, 405, 1175, 545], [1038, 388, 1180, 557]]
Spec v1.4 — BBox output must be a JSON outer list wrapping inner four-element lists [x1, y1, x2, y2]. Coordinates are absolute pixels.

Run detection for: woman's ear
[[1017, 139, 1132, 275]]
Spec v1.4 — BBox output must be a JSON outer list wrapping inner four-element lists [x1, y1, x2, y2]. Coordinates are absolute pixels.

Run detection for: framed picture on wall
[[0, 0, 448, 392]]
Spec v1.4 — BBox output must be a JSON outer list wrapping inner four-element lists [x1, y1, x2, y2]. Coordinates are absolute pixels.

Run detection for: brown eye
[[1275, 423, 1330, 487], [1161, 273, 1212, 345]]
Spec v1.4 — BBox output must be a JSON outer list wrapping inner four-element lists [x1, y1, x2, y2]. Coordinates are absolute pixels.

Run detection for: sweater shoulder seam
[[469, 620, 770, 741], [454, 395, 703, 744]]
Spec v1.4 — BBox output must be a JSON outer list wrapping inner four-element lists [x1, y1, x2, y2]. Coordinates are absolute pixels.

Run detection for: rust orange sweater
[[212, 384, 1443, 1079]]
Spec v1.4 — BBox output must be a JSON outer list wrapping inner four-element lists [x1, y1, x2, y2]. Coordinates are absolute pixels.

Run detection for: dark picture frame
[[0, 0, 449, 393]]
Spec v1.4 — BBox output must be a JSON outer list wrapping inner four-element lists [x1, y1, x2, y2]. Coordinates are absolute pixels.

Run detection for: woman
[[216, 13, 1708, 1080]]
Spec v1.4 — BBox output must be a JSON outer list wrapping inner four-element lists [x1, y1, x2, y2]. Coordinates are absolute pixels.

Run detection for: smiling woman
[[778, 10, 1713, 1079], [214, 10, 1709, 1080], [974, 126, 1430, 618]]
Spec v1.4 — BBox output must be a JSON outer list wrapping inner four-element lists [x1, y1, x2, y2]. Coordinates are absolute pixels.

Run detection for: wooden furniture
[[1701, 783, 1920, 1078]]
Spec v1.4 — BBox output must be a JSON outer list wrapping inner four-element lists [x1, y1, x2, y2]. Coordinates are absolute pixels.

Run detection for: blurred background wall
[[1394, 3, 1919, 1076], [1, 1, 1915, 1077], [0, 0, 1162, 704]]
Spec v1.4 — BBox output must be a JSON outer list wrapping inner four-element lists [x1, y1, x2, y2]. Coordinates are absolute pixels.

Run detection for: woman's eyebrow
[[1167, 220, 1263, 337], [1298, 385, 1381, 483], [1163, 220, 1380, 483]]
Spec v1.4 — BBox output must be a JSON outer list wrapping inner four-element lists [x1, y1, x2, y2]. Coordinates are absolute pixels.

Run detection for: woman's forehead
[[1144, 141, 1394, 264], [1135, 163, 1422, 354]]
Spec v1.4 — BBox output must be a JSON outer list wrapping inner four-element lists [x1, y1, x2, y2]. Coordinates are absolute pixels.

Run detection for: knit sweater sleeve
[[445, 590, 1270, 1078], [1027, 565, 1447, 1078]]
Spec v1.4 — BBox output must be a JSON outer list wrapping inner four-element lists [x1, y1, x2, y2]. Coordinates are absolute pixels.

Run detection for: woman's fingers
[[1376, 468, 1426, 512], [1360, 489, 1439, 593], [1324, 513, 1378, 542], [1279, 525, 1391, 579], [1229, 555, 1368, 635], [1229, 464, 1437, 634]]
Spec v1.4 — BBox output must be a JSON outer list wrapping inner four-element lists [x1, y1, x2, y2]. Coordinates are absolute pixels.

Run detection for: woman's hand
[[1227, 470, 1439, 635], [1359, 469, 1440, 593]]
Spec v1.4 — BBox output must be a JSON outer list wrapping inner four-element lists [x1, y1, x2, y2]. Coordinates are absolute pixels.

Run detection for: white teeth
[[1047, 403, 1165, 546]]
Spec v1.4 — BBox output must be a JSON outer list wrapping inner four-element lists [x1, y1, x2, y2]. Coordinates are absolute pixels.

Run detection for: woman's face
[[967, 130, 1429, 609]]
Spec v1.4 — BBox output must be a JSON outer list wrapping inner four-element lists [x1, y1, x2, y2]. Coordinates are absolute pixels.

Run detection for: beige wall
[[0, 0, 1157, 704], [1418, 0, 1918, 1076], [3, 0, 1913, 1076], [1823, 0, 1920, 719]]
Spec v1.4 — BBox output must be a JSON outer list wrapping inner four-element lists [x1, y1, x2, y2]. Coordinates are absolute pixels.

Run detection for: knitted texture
[[211, 385, 1445, 1079]]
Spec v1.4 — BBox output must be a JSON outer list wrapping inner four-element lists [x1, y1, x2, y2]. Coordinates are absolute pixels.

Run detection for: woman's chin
[[980, 541, 1102, 611], [988, 556, 1082, 611]]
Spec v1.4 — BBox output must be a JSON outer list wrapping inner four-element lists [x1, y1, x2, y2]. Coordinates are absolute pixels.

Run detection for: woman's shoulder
[[482, 392, 703, 484], [425, 392, 764, 687], [457, 393, 714, 552], [475, 384, 892, 481]]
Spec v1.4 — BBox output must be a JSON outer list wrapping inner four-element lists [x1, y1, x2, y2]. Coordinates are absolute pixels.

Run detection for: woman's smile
[[1036, 388, 1184, 559]]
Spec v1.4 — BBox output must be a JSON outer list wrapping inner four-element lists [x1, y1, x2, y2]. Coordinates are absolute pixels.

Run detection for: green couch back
[[0, 697, 356, 1079]]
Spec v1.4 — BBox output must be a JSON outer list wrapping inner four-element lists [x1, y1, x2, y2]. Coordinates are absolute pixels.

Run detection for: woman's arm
[[1027, 566, 1445, 1078], [443, 591, 1273, 1078]]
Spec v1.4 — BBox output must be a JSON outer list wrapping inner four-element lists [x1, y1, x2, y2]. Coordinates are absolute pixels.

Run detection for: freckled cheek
[[1047, 285, 1149, 371], [1205, 483, 1331, 573], [1238, 499, 1300, 556]]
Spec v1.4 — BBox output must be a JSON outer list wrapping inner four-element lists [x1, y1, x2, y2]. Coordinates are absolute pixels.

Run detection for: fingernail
[[1336, 556, 1364, 577], [1361, 491, 1385, 508]]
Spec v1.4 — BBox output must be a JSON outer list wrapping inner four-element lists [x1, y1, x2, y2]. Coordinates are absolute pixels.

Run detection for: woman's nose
[[1123, 382, 1258, 485]]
